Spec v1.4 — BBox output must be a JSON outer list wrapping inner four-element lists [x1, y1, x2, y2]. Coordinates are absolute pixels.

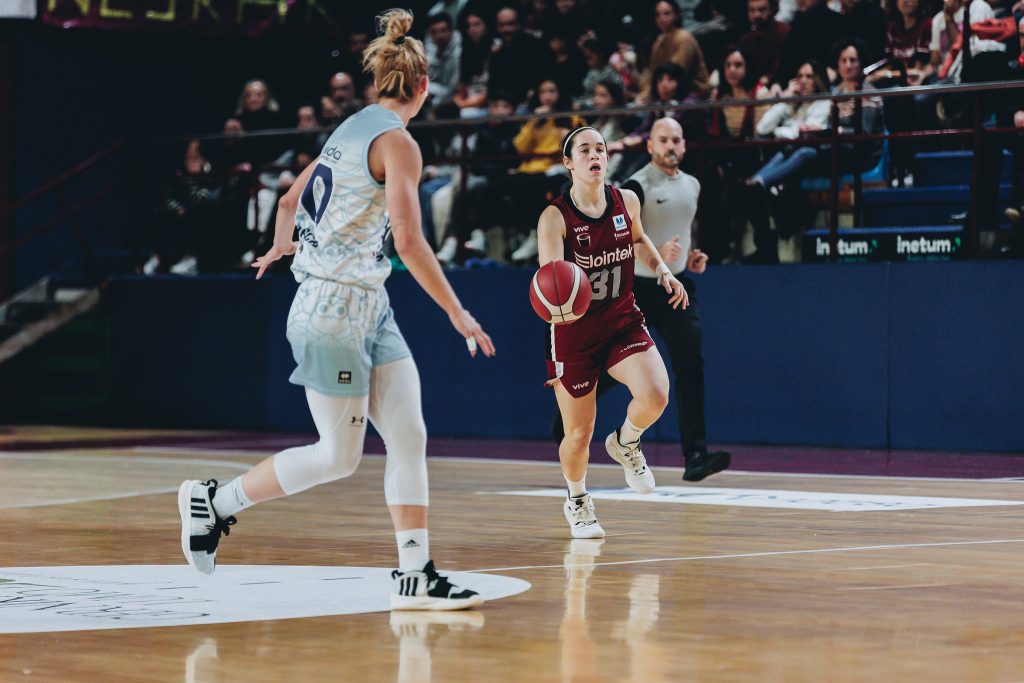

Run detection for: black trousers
[[553, 274, 708, 459]]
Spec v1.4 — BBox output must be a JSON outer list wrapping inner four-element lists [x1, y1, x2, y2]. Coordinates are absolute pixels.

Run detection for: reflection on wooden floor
[[3, 428, 1024, 681]]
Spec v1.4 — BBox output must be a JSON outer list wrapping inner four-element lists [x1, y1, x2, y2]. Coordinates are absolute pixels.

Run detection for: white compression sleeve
[[369, 357, 429, 507], [271, 388, 369, 496]]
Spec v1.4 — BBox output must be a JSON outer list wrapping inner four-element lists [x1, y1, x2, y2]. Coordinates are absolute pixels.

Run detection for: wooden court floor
[[3, 428, 1024, 682]]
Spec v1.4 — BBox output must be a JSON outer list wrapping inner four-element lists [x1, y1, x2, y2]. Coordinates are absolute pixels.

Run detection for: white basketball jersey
[[291, 104, 404, 288]]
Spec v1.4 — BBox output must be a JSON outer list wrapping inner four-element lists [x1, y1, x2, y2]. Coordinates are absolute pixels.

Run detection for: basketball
[[529, 260, 592, 324]]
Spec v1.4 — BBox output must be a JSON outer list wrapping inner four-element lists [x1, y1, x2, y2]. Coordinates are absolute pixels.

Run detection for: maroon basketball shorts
[[546, 323, 655, 398]]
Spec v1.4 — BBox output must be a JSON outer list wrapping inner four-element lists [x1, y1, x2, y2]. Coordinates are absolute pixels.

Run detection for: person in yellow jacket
[[502, 78, 585, 260]]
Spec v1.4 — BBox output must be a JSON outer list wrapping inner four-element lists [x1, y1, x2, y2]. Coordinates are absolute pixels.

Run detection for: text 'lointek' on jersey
[[291, 104, 405, 289], [547, 185, 647, 361]]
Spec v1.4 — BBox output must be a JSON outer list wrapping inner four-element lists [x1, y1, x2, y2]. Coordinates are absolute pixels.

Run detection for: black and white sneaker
[[178, 479, 236, 575], [390, 560, 485, 611]]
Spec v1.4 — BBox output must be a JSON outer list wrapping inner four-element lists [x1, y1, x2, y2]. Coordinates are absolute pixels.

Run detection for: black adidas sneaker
[[178, 479, 236, 575], [390, 560, 484, 611]]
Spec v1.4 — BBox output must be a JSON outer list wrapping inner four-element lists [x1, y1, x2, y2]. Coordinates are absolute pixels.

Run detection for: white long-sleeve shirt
[[755, 99, 832, 139]]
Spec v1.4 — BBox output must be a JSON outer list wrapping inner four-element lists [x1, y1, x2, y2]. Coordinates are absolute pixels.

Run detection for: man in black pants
[[553, 117, 730, 482]]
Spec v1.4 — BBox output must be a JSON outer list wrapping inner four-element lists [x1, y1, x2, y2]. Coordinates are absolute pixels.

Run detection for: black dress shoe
[[683, 450, 732, 482]]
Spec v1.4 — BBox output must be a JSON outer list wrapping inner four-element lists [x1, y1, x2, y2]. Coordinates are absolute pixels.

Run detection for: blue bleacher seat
[[800, 137, 890, 192]]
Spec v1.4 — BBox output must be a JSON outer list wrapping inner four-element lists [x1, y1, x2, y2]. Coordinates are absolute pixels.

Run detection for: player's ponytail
[[362, 9, 428, 102]]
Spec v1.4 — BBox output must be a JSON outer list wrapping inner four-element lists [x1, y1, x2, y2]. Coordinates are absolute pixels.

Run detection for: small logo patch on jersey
[[577, 234, 591, 248], [613, 214, 627, 231], [350, 416, 365, 426], [574, 225, 589, 233], [338, 371, 352, 384], [656, 198, 669, 204]]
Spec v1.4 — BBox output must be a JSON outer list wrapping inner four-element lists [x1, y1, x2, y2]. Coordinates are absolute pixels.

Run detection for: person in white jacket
[[747, 60, 832, 188], [742, 60, 830, 262]]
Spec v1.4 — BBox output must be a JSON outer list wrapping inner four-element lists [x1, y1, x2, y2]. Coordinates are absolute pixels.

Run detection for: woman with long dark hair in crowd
[[743, 59, 831, 263]]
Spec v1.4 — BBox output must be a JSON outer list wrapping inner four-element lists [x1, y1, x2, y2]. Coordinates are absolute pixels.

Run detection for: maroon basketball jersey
[[547, 185, 646, 362]]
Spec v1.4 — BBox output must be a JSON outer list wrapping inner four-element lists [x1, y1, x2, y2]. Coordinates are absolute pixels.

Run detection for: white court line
[[0, 453, 250, 509], [467, 538, 1024, 574], [837, 582, 954, 591], [3, 488, 181, 510], [0, 452, 253, 470], [119, 447, 1024, 483], [835, 563, 931, 571]]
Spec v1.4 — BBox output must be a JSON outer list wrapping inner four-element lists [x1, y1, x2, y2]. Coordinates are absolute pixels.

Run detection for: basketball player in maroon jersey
[[537, 126, 687, 538]]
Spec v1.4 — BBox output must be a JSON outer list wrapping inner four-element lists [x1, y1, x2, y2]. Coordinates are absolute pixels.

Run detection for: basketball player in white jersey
[[177, 9, 494, 611]]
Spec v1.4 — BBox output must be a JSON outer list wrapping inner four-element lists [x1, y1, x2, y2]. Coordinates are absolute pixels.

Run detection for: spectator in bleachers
[[325, 72, 362, 122], [691, 0, 743, 76], [648, 0, 712, 97], [706, 46, 771, 261], [840, 0, 887, 64], [576, 35, 624, 108], [242, 105, 322, 266], [547, 29, 588, 102], [490, 6, 554, 105], [710, 46, 772, 138], [235, 79, 283, 132], [436, 92, 520, 263], [588, 79, 630, 179], [542, 0, 589, 43], [485, 77, 585, 261], [877, 0, 933, 86], [832, 38, 886, 167], [608, 62, 706, 179], [776, 0, 846, 84], [338, 30, 373, 91], [743, 60, 831, 262], [738, 0, 791, 86], [973, 15, 1024, 243], [426, 12, 462, 110], [453, 11, 495, 117], [143, 140, 220, 276], [428, 0, 468, 24]]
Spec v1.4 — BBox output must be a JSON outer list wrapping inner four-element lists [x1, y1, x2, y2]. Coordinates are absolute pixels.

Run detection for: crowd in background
[[143, 0, 1024, 275]]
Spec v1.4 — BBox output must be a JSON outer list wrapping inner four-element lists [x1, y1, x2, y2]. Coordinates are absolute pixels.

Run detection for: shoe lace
[[569, 497, 595, 524], [204, 479, 237, 537], [620, 442, 648, 476], [422, 564, 457, 595]]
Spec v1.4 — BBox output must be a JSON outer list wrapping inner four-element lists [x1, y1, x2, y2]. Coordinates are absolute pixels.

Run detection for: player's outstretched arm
[[621, 188, 688, 310], [252, 159, 317, 279], [537, 205, 566, 267], [381, 130, 495, 357]]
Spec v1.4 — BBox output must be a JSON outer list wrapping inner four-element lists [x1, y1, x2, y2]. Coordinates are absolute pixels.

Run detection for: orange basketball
[[529, 260, 592, 324]]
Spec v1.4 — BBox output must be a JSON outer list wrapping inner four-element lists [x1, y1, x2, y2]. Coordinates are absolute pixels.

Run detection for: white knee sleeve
[[272, 389, 368, 496], [369, 357, 429, 506]]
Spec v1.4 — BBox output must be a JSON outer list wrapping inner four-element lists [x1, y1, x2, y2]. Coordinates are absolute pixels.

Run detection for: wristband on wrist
[[655, 263, 670, 277]]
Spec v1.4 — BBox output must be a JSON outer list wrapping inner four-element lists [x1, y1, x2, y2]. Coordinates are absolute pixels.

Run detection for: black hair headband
[[562, 126, 601, 157], [393, 35, 406, 44]]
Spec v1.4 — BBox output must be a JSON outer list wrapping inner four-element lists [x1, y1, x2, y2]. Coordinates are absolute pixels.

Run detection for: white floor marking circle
[[0, 565, 529, 633], [491, 486, 1024, 512]]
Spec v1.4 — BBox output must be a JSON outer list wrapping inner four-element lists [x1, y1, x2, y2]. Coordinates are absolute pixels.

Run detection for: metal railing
[[7, 78, 1024, 272]]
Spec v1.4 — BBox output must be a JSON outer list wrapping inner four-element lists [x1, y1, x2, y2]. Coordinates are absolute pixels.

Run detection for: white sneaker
[[563, 493, 605, 539], [390, 560, 485, 611], [510, 232, 538, 261], [170, 255, 198, 275], [178, 479, 236, 575], [464, 229, 486, 253], [142, 254, 160, 275], [605, 430, 656, 494], [436, 236, 457, 263]]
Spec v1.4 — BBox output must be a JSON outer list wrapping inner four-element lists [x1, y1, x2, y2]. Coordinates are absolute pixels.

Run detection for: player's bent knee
[[562, 424, 594, 452], [321, 441, 362, 481]]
